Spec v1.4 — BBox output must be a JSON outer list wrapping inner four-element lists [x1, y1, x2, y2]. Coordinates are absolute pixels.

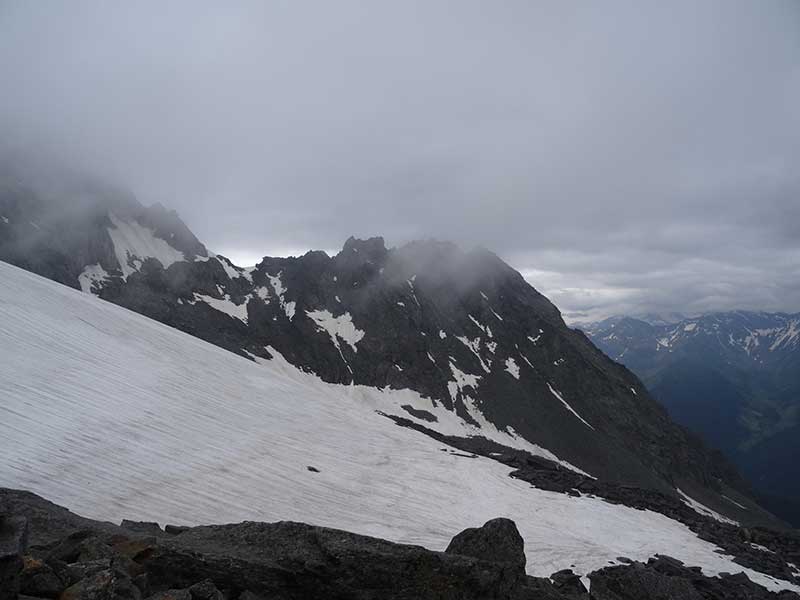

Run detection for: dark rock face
[[445, 518, 526, 576], [549, 569, 589, 597]]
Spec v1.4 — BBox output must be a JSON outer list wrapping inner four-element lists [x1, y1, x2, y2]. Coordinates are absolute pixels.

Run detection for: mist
[[1, 1, 798, 321]]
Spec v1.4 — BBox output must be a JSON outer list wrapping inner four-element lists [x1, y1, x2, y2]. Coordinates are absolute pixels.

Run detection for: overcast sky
[[1, 1, 798, 321]]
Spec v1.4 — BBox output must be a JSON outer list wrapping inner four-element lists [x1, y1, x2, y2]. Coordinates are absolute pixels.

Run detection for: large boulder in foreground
[[445, 517, 526, 576]]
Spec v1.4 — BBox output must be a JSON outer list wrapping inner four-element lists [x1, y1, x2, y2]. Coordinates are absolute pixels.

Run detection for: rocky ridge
[[1, 488, 797, 600]]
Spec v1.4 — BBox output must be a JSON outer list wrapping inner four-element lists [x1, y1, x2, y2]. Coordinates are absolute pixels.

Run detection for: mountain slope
[[0, 172, 785, 526], [1, 260, 798, 593], [585, 313, 800, 526]]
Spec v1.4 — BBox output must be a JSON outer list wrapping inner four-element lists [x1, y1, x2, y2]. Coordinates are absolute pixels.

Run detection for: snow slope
[[0, 261, 796, 593]]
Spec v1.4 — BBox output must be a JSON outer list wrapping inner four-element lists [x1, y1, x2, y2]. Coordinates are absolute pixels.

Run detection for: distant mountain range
[[583, 312, 800, 526]]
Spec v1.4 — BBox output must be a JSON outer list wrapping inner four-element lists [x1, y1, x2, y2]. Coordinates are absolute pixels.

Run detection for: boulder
[[445, 518, 526, 575], [46, 531, 112, 564], [164, 526, 190, 536], [19, 557, 64, 598], [0, 516, 29, 600], [187, 580, 223, 600], [63, 559, 112, 586], [60, 568, 141, 600], [120, 521, 163, 535], [549, 569, 588, 597]]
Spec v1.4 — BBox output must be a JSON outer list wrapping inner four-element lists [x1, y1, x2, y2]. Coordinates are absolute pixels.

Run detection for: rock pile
[[1, 488, 796, 600]]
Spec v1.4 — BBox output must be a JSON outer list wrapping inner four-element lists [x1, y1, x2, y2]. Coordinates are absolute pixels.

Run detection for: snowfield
[[0, 261, 797, 593]]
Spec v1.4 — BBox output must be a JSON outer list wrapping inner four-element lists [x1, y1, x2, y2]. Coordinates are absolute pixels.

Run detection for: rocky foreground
[[1, 489, 797, 600]]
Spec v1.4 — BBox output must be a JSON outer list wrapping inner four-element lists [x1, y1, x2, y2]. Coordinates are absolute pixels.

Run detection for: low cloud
[[1, 1, 798, 320]]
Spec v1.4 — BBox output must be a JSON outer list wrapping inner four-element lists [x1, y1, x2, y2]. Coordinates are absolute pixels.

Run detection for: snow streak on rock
[[267, 271, 295, 320], [677, 488, 739, 526], [193, 293, 250, 324], [547, 383, 595, 431]]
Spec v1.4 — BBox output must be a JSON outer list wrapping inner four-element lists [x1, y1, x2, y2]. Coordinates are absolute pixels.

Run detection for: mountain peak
[[339, 235, 388, 261]]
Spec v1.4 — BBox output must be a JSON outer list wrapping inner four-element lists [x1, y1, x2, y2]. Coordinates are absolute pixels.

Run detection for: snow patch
[[505, 357, 520, 379], [770, 319, 799, 351], [193, 293, 250, 324], [216, 256, 251, 281], [78, 264, 110, 295], [306, 309, 365, 353], [107, 213, 186, 279], [267, 271, 295, 320], [407, 278, 420, 307], [448, 361, 481, 400], [456, 336, 490, 373], [721, 495, 748, 510], [469, 315, 491, 337], [677, 489, 738, 525]]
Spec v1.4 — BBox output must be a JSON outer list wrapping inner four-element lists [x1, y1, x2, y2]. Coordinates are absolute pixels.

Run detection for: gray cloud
[[1, 0, 798, 321]]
